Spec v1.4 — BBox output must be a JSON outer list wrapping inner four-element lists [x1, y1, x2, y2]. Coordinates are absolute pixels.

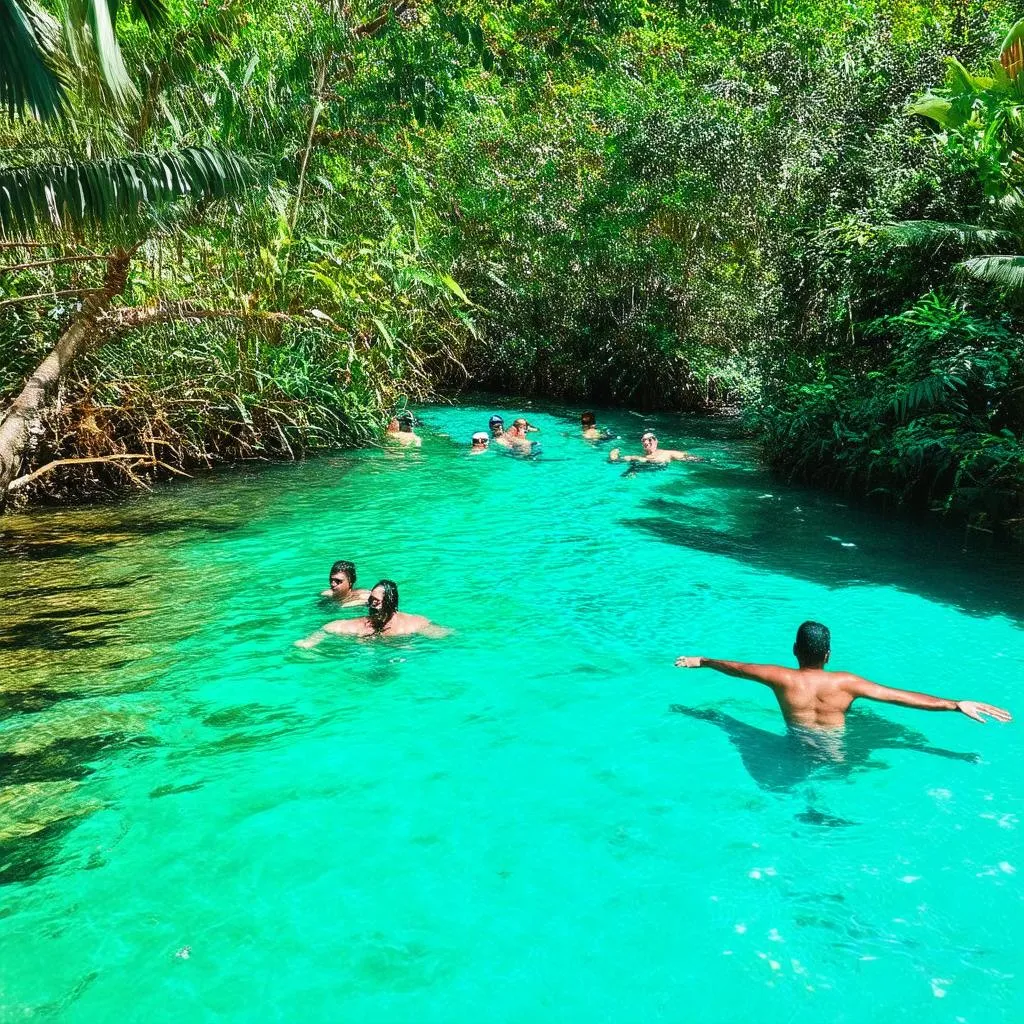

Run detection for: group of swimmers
[[297, 570, 1011, 739], [466, 410, 708, 467], [303, 411, 1013, 741], [386, 407, 710, 467], [468, 414, 541, 454]]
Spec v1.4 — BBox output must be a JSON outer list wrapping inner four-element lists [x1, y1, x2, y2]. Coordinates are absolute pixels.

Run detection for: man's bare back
[[675, 621, 1010, 732]]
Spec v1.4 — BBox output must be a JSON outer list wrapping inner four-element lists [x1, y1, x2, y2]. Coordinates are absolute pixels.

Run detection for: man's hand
[[956, 700, 1012, 723], [675, 656, 702, 669], [609, 448, 620, 462]]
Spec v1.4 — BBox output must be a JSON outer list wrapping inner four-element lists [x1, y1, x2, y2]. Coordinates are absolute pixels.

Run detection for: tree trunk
[[0, 249, 132, 505]]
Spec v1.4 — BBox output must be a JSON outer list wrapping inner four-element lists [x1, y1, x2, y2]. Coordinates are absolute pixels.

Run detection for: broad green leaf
[[439, 273, 471, 303]]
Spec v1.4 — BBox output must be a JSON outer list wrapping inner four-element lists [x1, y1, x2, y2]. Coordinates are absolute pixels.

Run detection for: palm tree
[[0, 0, 256, 500]]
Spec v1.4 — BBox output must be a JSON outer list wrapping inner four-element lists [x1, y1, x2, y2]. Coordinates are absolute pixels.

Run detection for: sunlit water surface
[[1, 403, 1022, 1023]]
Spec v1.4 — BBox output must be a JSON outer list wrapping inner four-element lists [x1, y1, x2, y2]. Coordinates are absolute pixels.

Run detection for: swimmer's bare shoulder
[[319, 589, 371, 606], [324, 618, 371, 636], [295, 617, 369, 648], [387, 612, 451, 637]]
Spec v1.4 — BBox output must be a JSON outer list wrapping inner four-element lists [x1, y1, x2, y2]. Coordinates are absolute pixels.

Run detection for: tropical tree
[[0, 0, 254, 500], [899, 19, 1024, 289]]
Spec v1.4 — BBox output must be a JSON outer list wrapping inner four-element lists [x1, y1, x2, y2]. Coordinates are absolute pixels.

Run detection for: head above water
[[368, 579, 399, 628], [471, 432, 489, 447], [488, 415, 504, 436], [641, 431, 658, 451], [794, 620, 831, 668], [581, 412, 596, 428], [397, 411, 415, 430], [329, 560, 357, 594]]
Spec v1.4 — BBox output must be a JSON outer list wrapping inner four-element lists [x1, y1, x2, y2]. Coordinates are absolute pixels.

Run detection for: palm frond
[[1000, 17, 1024, 80], [881, 220, 1012, 248], [79, 0, 136, 103], [127, 0, 168, 30], [0, 0, 65, 120], [959, 254, 1024, 291], [0, 147, 256, 239]]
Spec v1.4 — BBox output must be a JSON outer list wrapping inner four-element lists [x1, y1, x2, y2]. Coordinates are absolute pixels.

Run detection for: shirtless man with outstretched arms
[[610, 431, 702, 465], [675, 621, 1011, 731]]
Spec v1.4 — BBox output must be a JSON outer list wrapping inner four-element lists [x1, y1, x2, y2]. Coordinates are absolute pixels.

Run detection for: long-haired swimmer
[[296, 579, 451, 646]]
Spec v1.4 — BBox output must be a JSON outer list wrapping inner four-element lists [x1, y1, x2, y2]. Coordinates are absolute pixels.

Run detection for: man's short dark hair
[[581, 411, 596, 426], [330, 560, 356, 586], [397, 411, 414, 428], [794, 621, 830, 666]]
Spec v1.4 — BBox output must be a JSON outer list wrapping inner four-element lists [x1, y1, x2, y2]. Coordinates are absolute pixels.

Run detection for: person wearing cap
[[609, 430, 703, 464], [469, 431, 490, 454], [386, 412, 421, 447], [488, 415, 513, 448]]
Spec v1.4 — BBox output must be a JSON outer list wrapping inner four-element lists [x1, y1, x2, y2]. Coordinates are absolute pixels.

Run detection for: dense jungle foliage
[[1, 0, 1023, 536]]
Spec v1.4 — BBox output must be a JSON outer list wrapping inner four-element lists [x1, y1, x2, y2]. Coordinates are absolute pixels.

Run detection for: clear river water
[[1, 401, 1022, 1023]]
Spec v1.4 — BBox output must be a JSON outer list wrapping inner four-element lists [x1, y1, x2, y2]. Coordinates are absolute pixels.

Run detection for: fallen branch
[[0, 287, 96, 310], [100, 301, 303, 336], [352, 0, 412, 38], [0, 249, 134, 501], [6, 453, 192, 493], [1, 254, 107, 274]]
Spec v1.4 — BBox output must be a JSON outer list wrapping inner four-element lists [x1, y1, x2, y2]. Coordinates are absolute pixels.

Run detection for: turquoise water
[[1, 402, 1022, 1023]]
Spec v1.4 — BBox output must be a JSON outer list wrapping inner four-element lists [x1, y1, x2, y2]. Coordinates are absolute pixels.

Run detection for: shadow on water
[[4, 608, 139, 653], [624, 463, 1024, 622], [0, 732, 159, 886], [670, 705, 979, 824], [0, 513, 244, 562], [0, 734, 125, 787], [0, 815, 92, 886]]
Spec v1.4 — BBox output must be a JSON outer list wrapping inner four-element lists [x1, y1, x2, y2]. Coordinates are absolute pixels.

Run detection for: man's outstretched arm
[[295, 618, 364, 648], [844, 676, 1012, 723], [609, 448, 642, 463], [295, 629, 327, 649], [675, 656, 793, 689]]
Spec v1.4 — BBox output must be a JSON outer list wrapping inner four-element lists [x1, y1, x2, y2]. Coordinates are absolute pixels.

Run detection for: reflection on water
[[625, 464, 1024, 623], [670, 705, 979, 796]]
